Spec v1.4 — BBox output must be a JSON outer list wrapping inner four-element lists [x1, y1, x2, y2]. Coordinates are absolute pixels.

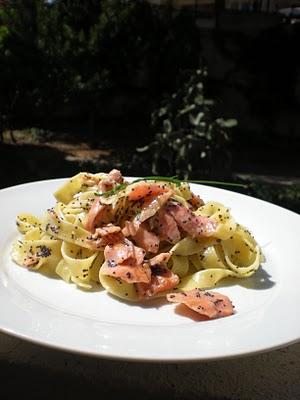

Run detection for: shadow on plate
[[106, 292, 169, 309], [220, 267, 275, 290], [36, 268, 104, 293]]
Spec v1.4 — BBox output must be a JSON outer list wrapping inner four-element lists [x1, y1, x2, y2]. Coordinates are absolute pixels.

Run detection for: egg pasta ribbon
[[42, 206, 97, 250], [12, 238, 62, 274], [99, 264, 138, 301], [57, 241, 98, 289]]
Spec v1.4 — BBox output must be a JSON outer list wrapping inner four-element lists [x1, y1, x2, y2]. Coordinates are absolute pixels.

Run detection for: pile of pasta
[[12, 172, 264, 301]]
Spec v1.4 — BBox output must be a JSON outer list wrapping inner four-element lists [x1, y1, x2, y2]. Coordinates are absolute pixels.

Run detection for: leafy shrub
[[248, 181, 300, 214], [137, 68, 237, 179]]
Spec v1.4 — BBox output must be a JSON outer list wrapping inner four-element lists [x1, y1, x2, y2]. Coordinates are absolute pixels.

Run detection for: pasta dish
[[12, 169, 264, 319]]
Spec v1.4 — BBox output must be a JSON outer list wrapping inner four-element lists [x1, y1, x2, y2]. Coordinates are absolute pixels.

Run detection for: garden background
[[0, 0, 299, 211]]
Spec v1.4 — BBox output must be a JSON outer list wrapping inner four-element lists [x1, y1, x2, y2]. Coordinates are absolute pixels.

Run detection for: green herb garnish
[[94, 176, 247, 198], [132, 176, 247, 189], [94, 183, 127, 197]]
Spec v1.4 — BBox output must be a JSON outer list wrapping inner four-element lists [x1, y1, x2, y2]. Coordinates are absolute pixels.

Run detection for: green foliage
[[0, 1, 47, 125], [137, 68, 237, 179], [0, 0, 201, 132], [0, 1, 128, 122], [248, 181, 300, 214]]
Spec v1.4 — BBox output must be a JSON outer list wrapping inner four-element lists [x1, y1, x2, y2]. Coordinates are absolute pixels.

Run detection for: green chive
[[94, 175, 247, 198], [132, 176, 247, 189]]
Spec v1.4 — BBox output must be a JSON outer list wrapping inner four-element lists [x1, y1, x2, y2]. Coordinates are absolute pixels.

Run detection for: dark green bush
[[248, 181, 300, 214], [136, 68, 237, 179]]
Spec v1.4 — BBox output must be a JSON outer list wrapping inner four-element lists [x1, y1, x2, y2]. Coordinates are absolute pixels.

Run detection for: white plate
[[0, 178, 300, 362]]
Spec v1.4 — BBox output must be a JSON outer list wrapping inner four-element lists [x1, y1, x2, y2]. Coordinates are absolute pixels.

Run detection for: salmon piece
[[23, 255, 39, 267], [149, 252, 171, 266], [100, 260, 151, 284], [131, 223, 160, 254], [127, 182, 170, 201], [104, 241, 134, 265], [107, 169, 123, 183], [86, 224, 122, 249], [157, 209, 181, 244], [166, 201, 216, 237], [188, 193, 205, 210], [138, 191, 173, 223], [85, 198, 111, 232], [167, 289, 234, 319], [104, 238, 145, 265], [98, 169, 124, 193], [122, 220, 140, 237], [101, 238, 150, 284], [95, 224, 121, 236], [122, 191, 172, 237], [136, 265, 179, 298], [136, 252, 177, 298]]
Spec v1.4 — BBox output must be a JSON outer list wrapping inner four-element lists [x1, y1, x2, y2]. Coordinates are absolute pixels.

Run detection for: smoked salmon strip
[[167, 289, 234, 319], [86, 224, 122, 249], [131, 223, 160, 254], [188, 193, 205, 209], [127, 182, 171, 201], [157, 209, 181, 244], [85, 199, 111, 232], [104, 238, 145, 266], [98, 169, 124, 193], [100, 260, 151, 284], [85, 169, 124, 231], [136, 252, 179, 298], [101, 237, 151, 284], [149, 252, 171, 266], [166, 201, 217, 237], [123, 191, 173, 237], [136, 266, 179, 299]]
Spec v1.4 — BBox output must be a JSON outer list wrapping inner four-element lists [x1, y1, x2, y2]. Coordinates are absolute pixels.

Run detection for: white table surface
[[1, 332, 300, 399]]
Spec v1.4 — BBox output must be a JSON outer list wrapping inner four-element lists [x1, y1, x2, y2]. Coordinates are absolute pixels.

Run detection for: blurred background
[[0, 0, 299, 211]]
